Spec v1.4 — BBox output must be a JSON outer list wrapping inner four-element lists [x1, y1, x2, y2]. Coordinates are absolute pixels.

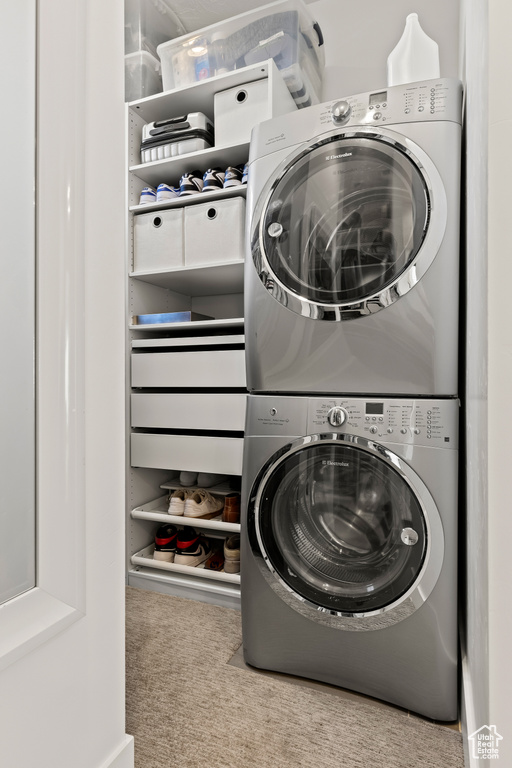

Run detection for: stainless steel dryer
[[241, 394, 458, 720], [245, 78, 462, 396]]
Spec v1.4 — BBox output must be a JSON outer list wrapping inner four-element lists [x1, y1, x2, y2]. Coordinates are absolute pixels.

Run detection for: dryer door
[[252, 131, 447, 320], [249, 434, 444, 630]]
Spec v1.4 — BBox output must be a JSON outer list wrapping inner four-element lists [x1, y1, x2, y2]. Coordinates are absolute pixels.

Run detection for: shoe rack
[[126, 61, 290, 609]]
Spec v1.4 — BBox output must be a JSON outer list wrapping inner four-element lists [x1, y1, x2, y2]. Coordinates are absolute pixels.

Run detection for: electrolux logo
[[322, 460, 349, 467], [326, 152, 353, 161]]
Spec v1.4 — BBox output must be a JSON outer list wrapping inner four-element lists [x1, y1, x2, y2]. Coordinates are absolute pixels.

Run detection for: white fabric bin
[[184, 198, 245, 267], [214, 77, 294, 146], [133, 208, 184, 272]]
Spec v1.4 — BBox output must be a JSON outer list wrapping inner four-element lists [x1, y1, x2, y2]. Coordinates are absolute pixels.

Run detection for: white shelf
[[129, 316, 244, 333], [130, 143, 250, 188], [130, 184, 246, 214], [131, 495, 240, 533], [131, 544, 241, 585], [128, 61, 272, 121], [160, 481, 240, 496], [130, 259, 244, 295]]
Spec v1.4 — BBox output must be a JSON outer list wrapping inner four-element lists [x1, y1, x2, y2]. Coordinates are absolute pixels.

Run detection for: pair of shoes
[[168, 489, 224, 519], [153, 525, 215, 567], [224, 535, 240, 573], [179, 471, 227, 488], [139, 183, 180, 205], [222, 493, 241, 524]]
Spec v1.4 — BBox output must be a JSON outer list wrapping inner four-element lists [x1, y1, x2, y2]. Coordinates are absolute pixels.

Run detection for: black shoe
[[154, 524, 178, 562]]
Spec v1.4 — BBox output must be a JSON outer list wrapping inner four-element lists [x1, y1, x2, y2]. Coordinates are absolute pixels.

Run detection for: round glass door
[[255, 441, 427, 615], [258, 136, 430, 306]]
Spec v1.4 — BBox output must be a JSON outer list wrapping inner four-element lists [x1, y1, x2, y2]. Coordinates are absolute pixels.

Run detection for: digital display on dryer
[[369, 91, 387, 106], [366, 402, 384, 415]]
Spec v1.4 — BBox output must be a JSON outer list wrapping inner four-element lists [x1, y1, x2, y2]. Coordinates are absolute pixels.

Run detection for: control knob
[[331, 100, 351, 125], [327, 406, 347, 427]]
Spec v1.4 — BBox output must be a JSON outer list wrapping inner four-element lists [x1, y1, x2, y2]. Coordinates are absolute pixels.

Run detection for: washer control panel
[[307, 397, 459, 449]]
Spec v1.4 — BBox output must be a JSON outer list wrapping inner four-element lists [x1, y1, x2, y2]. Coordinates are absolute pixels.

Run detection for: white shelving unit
[[125, 65, 281, 609]]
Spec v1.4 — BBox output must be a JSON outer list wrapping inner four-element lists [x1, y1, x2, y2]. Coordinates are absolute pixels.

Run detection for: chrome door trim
[[251, 127, 447, 321], [249, 433, 444, 632]]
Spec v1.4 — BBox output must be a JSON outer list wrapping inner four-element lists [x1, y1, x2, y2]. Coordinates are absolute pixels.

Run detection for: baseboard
[[99, 735, 134, 768], [461, 657, 478, 768]]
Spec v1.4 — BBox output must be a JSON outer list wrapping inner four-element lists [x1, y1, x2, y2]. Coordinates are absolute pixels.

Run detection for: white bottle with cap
[[387, 13, 440, 86]]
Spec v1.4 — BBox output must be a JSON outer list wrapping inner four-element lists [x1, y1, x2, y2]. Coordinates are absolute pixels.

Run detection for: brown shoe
[[204, 547, 224, 571], [222, 493, 240, 524]]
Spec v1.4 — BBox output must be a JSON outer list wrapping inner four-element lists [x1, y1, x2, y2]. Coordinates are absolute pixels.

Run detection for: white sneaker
[[168, 489, 191, 516], [196, 472, 227, 488], [184, 490, 224, 519], [180, 471, 197, 487]]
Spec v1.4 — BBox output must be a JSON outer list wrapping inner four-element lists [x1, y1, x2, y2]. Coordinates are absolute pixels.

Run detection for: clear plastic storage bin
[[157, 0, 324, 108], [125, 0, 185, 57], [125, 50, 162, 102]]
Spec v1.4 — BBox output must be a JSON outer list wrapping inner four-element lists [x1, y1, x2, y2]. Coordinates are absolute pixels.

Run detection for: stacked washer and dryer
[[241, 78, 462, 721]]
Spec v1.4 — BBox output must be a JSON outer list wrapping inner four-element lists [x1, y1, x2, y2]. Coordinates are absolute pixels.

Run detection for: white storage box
[[131, 349, 246, 388], [131, 433, 244, 474], [131, 393, 247, 431], [157, 0, 325, 108], [125, 50, 162, 102], [214, 77, 295, 146], [125, 0, 185, 57], [184, 198, 245, 267], [133, 209, 184, 273]]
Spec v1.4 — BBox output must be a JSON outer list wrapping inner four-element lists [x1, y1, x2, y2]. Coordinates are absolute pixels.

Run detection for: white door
[[0, 2, 132, 767]]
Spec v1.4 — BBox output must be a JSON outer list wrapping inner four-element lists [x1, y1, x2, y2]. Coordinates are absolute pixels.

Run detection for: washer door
[[249, 434, 444, 630], [251, 130, 447, 320]]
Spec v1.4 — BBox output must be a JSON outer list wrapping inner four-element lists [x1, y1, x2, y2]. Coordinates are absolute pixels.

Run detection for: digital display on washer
[[366, 402, 384, 415], [369, 91, 387, 106]]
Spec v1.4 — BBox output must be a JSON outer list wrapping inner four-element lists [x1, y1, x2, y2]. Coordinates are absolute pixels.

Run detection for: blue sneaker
[[139, 186, 156, 204], [242, 162, 249, 185], [156, 183, 179, 203], [202, 168, 225, 193], [179, 170, 203, 196]]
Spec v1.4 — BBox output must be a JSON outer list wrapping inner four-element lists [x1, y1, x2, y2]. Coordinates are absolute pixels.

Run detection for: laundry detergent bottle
[[387, 13, 440, 86]]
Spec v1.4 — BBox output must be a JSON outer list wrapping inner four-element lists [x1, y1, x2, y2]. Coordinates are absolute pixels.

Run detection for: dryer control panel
[[319, 79, 462, 129], [307, 397, 459, 449]]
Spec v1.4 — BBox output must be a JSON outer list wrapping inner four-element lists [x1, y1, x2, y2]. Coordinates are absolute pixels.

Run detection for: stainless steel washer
[[245, 78, 462, 396], [241, 394, 458, 720]]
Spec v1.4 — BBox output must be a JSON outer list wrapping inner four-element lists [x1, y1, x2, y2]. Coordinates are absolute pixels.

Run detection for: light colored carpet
[[126, 587, 464, 768]]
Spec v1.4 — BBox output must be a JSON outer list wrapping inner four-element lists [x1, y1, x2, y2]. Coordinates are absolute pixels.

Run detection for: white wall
[[486, 1, 512, 764], [460, 0, 490, 759], [0, 1, 131, 766], [310, 0, 460, 98]]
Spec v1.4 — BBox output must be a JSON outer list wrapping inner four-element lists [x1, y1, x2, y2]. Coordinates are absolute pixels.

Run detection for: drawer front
[[131, 393, 247, 431], [184, 198, 245, 266], [133, 208, 184, 272], [131, 433, 244, 474], [131, 349, 246, 388]]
